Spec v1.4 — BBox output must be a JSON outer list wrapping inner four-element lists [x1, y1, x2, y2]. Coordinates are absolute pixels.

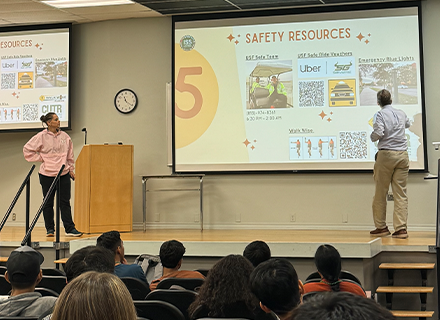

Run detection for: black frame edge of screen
[[0, 22, 72, 133], [173, 1, 427, 174]]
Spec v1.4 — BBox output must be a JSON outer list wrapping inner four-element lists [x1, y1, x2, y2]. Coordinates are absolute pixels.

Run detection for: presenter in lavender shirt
[[370, 89, 411, 239], [23, 112, 82, 237]]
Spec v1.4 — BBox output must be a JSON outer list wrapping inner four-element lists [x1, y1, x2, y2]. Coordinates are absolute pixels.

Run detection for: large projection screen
[[0, 24, 71, 132], [173, 2, 426, 173]]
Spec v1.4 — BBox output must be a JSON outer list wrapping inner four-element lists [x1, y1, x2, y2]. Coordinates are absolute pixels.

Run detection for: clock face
[[114, 89, 138, 114]]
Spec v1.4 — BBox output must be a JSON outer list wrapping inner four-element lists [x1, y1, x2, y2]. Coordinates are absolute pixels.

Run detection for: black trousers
[[39, 173, 75, 232], [267, 92, 287, 108]]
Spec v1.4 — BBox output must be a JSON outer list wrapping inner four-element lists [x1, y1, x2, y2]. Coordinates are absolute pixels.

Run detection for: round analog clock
[[114, 88, 138, 114]]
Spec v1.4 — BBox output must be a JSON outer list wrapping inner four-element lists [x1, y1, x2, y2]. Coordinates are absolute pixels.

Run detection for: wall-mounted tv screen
[[0, 24, 70, 132], [173, 2, 426, 173]]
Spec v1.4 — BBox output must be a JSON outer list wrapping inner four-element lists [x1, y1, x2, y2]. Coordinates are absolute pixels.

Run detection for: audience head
[[377, 89, 392, 107], [51, 271, 137, 320], [250, 258, 302, 318], [5, 246, 43, 291], [64, 245, 115, 282], [97, 230, 123, 260], [188, 254, 258, 318], [315, 244, 341, 292], [292, 292, 395, 320], [243, 240, 271, 267], [159, 240, 186, 269]]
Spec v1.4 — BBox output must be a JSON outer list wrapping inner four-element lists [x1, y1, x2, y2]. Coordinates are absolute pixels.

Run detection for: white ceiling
[[0, 0, 162, 26]]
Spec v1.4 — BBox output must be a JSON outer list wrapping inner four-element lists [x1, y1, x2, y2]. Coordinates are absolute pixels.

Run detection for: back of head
[[377, 89, 392, 107], [189, 254, 257, 317], [243, 240, 271, 267], [315, 244, 341, 292], [51, 271, 137, 320], [65, 246, 115, 282], [6, 246, 44, 290], [96, 230, 121, 254], [40, 112, 56, 126], [292, 292, 395, 320], [250, 258, 301, 316], [159, 240, 185, 268]]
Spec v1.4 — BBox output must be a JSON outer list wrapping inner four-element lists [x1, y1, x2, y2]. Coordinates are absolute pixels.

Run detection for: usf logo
[[334, 61, 352, 72], [21, 61, 32, 68]]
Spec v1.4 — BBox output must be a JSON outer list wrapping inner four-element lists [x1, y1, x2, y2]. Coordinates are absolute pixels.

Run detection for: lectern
[[74, 145, 133, 233]]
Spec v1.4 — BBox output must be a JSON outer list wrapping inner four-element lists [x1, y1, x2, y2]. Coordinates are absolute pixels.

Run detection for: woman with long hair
[[51, 271, 137, 320], [189, 254, 270, 320], [303, 244, 366, 297]]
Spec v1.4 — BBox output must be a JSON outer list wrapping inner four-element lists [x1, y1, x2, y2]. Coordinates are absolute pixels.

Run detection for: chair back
[[35, 287, 59, 297], [0, 266, 6, 275], [156, 278, 204, 291], [42, 268, 66, 276], [194, 269, 209, 277], [305, 271, 320, 282], [146, 289, 197, 320], [39, 275, 67, 294], [0, 275, 11, 295], [0, 317, 38, 320], [121, 277, 151, 300], [134, 300, 185, 320], [339, 270, 362, 286]]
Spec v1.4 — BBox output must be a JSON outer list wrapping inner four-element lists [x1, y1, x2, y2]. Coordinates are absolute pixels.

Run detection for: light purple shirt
[[370, 104, 411, 151]]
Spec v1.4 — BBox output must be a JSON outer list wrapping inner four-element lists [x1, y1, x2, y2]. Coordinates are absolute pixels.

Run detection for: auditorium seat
[[0, 275, 11, 295], [146, 289, 197, 320], [134, 300, 185, 320], [41, 268, 66, 276], [121, 277, 151, 300], [34, 287, 59, 297], [156, 278, 204, 291], [38, 275, 67, 294]]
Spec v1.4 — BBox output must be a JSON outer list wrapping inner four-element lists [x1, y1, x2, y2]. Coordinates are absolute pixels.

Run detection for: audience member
[[97, 230, 147, 283], [188, 254, 270, 320], [150, 240, 204, 290], [243, 240, 271, 267], [51, 271, 137, 320], [0, 246, 56, 317], [64, 245, 115, 282], [250, 258, 303, 320], [303, 244, 366, 297], [292, 292, 394, 320]]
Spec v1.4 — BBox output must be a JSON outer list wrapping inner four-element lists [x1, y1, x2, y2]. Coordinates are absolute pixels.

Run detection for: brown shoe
[[392, 229, 408, 239], [370, 227, 390, 237]]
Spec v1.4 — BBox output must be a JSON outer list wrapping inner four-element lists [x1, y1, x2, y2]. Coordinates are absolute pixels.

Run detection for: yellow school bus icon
[[18, 72, 33, 89], [328, 79, 356, 107]]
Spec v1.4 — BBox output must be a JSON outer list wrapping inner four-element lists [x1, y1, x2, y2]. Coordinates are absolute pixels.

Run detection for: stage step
[[376, 286, 433, 294], [391, 310, 434, 318], [379, 263, 435, 270]]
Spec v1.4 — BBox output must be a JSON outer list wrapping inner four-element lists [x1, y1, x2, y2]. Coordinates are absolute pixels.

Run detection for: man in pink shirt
[[23, 112, 81, 237]]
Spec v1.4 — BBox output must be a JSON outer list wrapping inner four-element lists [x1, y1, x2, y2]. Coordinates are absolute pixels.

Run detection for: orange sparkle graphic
[[327, 118, 332, 122], [227, 34, 235, 42], [12, 92, 16, 96], [251, 145, 255, 150], [319, 111, 327, 119], [243, 139, 250, 147], [356, 33, 365, 41], [365, 39, 370, 44]]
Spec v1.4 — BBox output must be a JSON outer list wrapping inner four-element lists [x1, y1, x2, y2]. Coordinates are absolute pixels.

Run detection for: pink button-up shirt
[[23, 129, 74, 177]]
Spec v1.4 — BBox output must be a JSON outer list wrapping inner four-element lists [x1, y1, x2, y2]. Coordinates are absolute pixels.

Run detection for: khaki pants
[[372, 150, 409, 231]]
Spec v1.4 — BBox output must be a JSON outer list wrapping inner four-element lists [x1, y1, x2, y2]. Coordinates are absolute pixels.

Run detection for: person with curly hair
[[188, 255, 271, 320]]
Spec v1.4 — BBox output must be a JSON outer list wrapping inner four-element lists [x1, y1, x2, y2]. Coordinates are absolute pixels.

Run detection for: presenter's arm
[[370, 112, 384, 142], [23, 134, 43, 162], [66, 136, 75, 179]]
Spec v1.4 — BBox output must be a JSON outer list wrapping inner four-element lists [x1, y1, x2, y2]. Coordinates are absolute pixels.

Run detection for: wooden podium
[[74, 145, 133, 233]]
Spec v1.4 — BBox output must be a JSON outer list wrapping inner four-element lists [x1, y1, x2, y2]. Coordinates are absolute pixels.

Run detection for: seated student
[[243, 240, 271, 267], [97, 231, 147, 283], [250, 258, 304, 320], [0, 246, 57, 317], [150, 240, 204, 290], [303, 244, 366, 297], [292, 292, 394, 320], [188, 255, 272, 320], [51, 271, 137, 320], [64, 245, 115, 282]]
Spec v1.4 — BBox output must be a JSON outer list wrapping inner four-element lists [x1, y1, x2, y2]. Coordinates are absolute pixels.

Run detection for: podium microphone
[[81, 128, 87, 145]]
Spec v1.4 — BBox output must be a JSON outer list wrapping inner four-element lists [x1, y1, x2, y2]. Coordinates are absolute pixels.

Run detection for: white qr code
[[339, 131, 368, 159], [23, 104, 38, 122], [1, 73, 15, 89], [299, 80, 324, 107]]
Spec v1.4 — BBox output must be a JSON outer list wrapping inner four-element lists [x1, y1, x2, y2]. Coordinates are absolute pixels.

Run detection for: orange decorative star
[[235, 40, 239, 45], [365, 39, 370, 44], [356, 33, 365, 41], [327, 118, 332, 122], [243, 139, 250, 147], [227, 34, 235, 42], [319, 111, 327, 119], [251, 145, 255, 150]]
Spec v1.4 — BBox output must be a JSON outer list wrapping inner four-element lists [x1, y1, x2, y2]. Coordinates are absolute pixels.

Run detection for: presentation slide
[[0, 25, 70, 131], [174, 5, 426, 172]]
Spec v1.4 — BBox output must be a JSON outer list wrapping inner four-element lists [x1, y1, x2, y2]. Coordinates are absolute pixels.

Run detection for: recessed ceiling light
[[41, 0, 135, 9]]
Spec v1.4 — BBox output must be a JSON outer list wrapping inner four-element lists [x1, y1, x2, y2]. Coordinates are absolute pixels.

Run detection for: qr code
[[22, 104, 38, 122], [298, 80, 324, 107], [1, 73, 15, 89], [339, 131, 368, 159]]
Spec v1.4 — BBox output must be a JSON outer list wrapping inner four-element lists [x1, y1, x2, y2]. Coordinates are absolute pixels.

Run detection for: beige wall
[[2, 0, 440, 232]]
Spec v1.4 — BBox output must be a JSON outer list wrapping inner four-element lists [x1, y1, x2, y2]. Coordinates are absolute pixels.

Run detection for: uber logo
[[298, 58, 327, 78], [300, 65, 321, 73]]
